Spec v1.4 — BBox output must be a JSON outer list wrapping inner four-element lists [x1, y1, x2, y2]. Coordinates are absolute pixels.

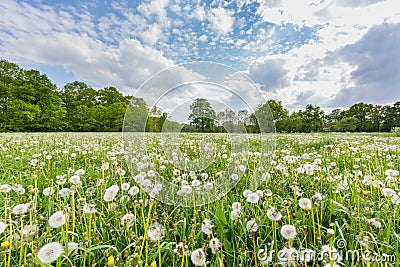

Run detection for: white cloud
[[208, 7, 234, 35], [141, 24, 163, 45]]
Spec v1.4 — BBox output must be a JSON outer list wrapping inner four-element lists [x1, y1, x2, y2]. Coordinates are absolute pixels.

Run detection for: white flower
[[121, 213, 135, 227], [281, 225, 297, 240], [298, 198, 312, 211], [267, 208, 282, 221], [147, 223, 165, 241], [181, 185, 193, 194], [246, 192, 260, 204], [43, 187, 53, 196], [191, 179, 201, 187], [232, 202, 241, 211], [37, 242, 63, 263], [128, 186, 139, 196], [327, 229, 335, 235], [101, 162, 109, 171], [391, 194, 400, 205], [385, 169, 399, 177], [83, 203, 97, 214], [0, 221, 6, 234], [0, 184, 12, 193], [209, 238, 222, 254], [231, 209, 242, 221], [69, 175, 81, 185], [103, 185, 119, 202], [243, 189, 252, 198], [48, 211, 66, 228], [58, 188, 70, 198], [246, 219, 258, 233], [313, 192, 323, 201], [368, 218, 382, 228], [23, 224, 37, 236], [201, 219, 213, 236], [382, 188, 396, 197], [74, 169, 85, 176], [67, 242, 79, 254], [12, 204, 28, 215], [121, 183, 130, 191], [147, 170, 156, 177], [191, 248, 206, 266], [230, 173, 239, 180]]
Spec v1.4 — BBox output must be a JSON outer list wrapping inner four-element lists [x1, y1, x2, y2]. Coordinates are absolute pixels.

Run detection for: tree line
[[1, 59, 399, 133]]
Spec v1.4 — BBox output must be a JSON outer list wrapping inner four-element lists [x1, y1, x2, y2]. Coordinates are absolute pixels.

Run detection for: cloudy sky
[[1, 0, 400, 115]]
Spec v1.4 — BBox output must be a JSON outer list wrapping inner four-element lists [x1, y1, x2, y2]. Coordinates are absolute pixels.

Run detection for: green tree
[[299, 104, 324, 132], [336, 117, 359, 132], [188, 98, 216, 132], [345, 102, 373, 132], [266, 100, 289, 132]]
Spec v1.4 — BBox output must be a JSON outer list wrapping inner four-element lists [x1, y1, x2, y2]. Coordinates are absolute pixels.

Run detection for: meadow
[[0, 132, 399, 267]]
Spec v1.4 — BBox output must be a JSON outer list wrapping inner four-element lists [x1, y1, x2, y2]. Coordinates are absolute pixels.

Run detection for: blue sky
[[1, 0, 400, 114]]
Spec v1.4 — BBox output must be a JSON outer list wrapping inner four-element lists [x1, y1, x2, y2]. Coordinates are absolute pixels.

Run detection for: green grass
[[0, 132, 399, 266]]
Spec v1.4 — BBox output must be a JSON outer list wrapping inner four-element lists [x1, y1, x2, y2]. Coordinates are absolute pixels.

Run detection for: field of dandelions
[[0, 132, 399, 267]]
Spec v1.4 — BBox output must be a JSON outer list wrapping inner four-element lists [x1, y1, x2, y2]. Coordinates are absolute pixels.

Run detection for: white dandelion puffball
[[75, 169, 85, 176], [128, 186, 139, 196], [42, 187, 53, 196], [298, 198, 312, 210], [48, 211, 66, 228], [23, 224, 37, 236], [246, 219, 258, 233], [103, 185, 119, 202], [267, 208, 282, 221], [246, 192, 259, 203], [83, 203, 97, 214], [121, 213, 135, 227], [147, 223, 165, 241], [121, 182, 130, 191], [0, 221, 6, 234], [191, 248, 206, 266], [201, 219, 213, 236], [281, 224, 297, 240], [231, 209, 242, 221], [67, 242, 79, 254], [209, 237, 222, 254], [232, 202, 241, 211], [37, 242, 63, 263], [230, 173, 239, 181], [0, 184, 12, 193], [12, 203, 28, 215], [385, 169, 399, 177], [243, 189, 252, 198]]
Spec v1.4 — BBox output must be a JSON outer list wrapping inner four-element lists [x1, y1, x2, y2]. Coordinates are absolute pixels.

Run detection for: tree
[[299, 104, 324, 132], [266, 100, 289, 132], [188, 98, 216, 132], [123, 97, 149, 132], [345, 102, 373, 132], [336, 117, 358, 132]]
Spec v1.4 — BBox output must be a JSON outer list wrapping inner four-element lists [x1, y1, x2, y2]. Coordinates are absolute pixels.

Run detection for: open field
[[0, 132, 399, 266]]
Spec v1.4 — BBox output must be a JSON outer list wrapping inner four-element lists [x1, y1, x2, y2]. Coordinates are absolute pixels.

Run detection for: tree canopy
[[1, 59, 399, 133]]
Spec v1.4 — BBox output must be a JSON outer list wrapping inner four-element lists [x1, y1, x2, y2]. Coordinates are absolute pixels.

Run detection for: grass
[[0, 132, 399, 266]]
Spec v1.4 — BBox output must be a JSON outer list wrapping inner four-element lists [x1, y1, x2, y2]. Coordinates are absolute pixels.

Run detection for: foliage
[[1, 59, 400, 133]]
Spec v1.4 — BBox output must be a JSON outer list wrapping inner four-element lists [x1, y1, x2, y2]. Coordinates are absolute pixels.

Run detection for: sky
[[1, 0, 400, 118]]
